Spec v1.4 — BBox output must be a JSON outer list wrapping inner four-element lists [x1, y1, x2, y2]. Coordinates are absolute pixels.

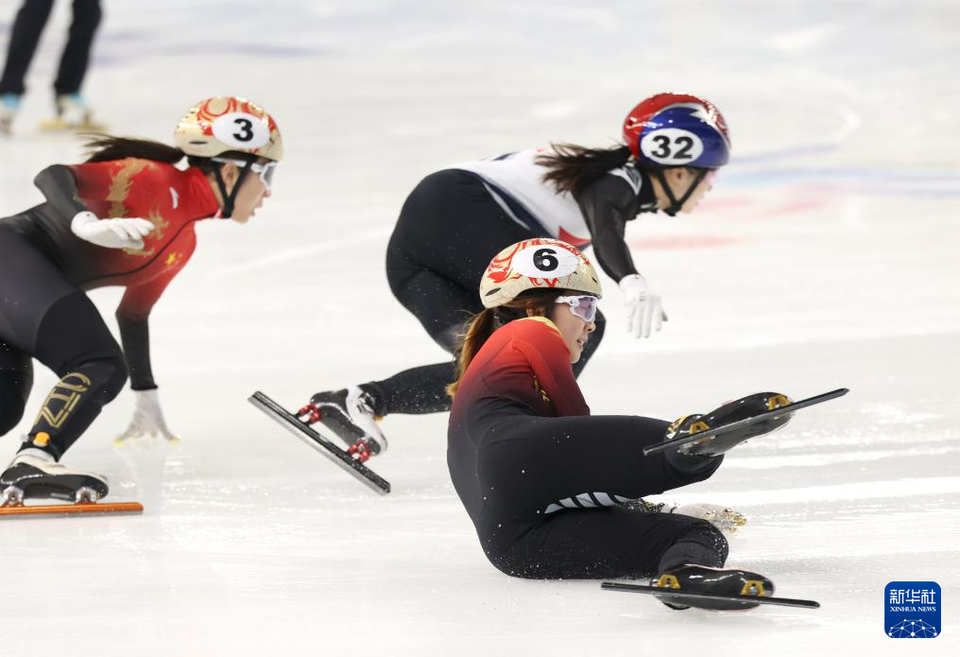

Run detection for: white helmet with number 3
[[175, 96, 283, 162], [480, 238, 602, 308]]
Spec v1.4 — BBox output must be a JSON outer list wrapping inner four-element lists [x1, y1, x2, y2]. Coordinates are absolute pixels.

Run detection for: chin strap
[[654, 168, 708, 217], [212, 154, 256, 219]]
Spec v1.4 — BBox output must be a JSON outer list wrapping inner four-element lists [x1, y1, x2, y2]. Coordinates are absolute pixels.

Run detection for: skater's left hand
[[619, 274, 668, 339], [114, 389, 180, 444]]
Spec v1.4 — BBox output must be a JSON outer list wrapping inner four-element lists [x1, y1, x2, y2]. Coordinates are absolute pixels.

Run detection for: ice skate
[[647, 564, 776, 610], [0, 452, 143, 517], [40, 93, 106, 132], [249, 391, 390, 494], [302, 387, 388, 462], [664, 391, 793, 458], [1, 452, 109, 505], [602, 564, 820, 610], [0, 93, 19, 135]]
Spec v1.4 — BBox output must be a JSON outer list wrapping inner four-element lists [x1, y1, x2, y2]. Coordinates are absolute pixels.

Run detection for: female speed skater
[[301, 92, 730, 461], [446, 238, 790, 610], [0, 96, 282, 505]]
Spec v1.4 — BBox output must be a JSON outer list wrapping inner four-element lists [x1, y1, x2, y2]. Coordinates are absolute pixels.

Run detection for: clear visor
[[555, 295, 599, 323], [211, 157, 277, 190]]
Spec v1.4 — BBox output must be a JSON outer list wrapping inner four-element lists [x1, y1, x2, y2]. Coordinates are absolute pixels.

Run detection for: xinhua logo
[[885, 581, 940, 638]]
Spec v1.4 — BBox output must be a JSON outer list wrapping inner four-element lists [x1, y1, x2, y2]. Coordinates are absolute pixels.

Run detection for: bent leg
[[489, 506, 728, 579], [480, 414, 722, 521], [22, 292, 127, 459]]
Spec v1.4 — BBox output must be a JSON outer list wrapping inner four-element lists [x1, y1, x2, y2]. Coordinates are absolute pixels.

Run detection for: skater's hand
[[671, 503, 746, 534], [71, 211, 154, 250], [114, 389, 180, 445], [619, 274, 667, 339]]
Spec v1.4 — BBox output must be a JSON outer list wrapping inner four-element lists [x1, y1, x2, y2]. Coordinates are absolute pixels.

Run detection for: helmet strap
[[212, 154, 256, 219], [654, 167, 708, 217]]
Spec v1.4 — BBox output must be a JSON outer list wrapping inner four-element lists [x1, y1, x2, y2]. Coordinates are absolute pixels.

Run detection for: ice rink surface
[[1, 0, 958, 654]]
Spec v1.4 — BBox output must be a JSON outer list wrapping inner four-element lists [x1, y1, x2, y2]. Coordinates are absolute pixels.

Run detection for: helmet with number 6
[[175, 96, 283, 162], [623, 93, 729, 169], [480, 238, 602, 308]]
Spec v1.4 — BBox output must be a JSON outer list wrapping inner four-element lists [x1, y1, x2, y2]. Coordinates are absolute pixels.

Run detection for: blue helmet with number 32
[[623, 93, 729, 169]]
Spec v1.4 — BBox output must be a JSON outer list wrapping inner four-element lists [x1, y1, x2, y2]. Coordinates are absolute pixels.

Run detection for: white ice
[[1, 1, 958, 655]]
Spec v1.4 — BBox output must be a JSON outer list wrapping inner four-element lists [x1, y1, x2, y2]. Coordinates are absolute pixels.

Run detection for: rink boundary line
[[208, 226, 394, 278]]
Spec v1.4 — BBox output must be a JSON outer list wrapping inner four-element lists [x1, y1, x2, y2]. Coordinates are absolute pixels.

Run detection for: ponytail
[[446, 289, 564, 397], [82, 135, 186, 164], [446, 309, 496, 397], [536, 143, 633, 198]]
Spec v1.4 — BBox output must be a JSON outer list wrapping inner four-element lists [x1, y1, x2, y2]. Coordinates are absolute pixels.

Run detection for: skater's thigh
[[494, 507, 706, 579], [387, 170, 537, 291], [388, 267, 480, 352]]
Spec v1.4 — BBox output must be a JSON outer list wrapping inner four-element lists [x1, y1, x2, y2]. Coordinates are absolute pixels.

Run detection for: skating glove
[[114, 389, 179, 444], [619, 274, 667, 339], [71, 211, 155, 250]]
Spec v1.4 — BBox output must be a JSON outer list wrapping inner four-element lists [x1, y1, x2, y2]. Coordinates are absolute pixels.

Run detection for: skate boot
[[667, 392, 793, 457], [299, 387, 387, 462], [0, 93, 19, 135], [0, 452, 109, 506], [652, 564, 775, 611], [41, 93, 105, 132]]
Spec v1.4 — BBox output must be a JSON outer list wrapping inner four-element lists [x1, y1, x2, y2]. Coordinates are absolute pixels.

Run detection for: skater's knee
[[95, 352, 128, 402]]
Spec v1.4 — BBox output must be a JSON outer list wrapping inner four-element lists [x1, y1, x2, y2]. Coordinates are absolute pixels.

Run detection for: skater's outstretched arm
[[577, 175, 639, 282]]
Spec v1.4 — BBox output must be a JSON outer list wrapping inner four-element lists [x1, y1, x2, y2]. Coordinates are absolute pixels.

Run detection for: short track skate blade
[[600, 581, 820, 609], [0, 501, 143, 518], [643, 388, 849, 457], [249, 391, 391, 495]]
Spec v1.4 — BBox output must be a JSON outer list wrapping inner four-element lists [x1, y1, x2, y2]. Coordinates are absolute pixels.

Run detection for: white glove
[[71, 211, 154, 250], [670, 503, 746, 535], [619, 274, 667, 339], [114, 389, 179, 444]]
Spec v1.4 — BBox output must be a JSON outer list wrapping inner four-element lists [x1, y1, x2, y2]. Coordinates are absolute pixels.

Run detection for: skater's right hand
[[114, 389, 180, 445], [619, 274, 667, 339], [71, 211, 155, 250]]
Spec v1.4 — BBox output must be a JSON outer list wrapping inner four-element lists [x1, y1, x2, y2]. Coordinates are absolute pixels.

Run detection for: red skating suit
[[44, 159, 221, 322], [450, 316, 589, 422]]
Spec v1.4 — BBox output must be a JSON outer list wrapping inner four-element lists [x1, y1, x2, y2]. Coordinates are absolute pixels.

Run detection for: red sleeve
[[511, 319, 590, 416]]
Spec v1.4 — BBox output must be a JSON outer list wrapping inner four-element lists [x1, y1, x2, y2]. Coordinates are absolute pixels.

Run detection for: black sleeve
[[116, 315, 158, 390], [33, 165, 90, 220], [576, 175, 641, 282]]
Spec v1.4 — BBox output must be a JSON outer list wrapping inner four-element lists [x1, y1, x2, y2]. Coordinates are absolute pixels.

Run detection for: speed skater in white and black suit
[[301, 93, 731, 460]]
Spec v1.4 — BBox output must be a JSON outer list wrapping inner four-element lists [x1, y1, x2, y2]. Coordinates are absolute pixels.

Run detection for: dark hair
[[536, 143, 633, 198], [82, 135, 186, 164], [447, 289, 564, 396]]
